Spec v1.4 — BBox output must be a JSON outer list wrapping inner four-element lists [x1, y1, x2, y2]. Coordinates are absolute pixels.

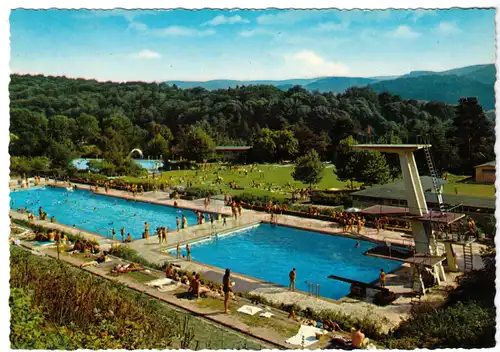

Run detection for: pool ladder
[[306, 281, 320, 298]]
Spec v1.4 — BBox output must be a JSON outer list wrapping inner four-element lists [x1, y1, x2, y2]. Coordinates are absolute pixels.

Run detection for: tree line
[[9, 74, 495, 177]]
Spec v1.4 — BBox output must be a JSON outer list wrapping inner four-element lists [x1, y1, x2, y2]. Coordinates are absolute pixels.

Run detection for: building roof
[[215, 146, 252, 152], [474, 161, 496, 168], [353, 176, 447, 198], [352, 177, 495, 209], [353, 144, 432, 153], [408, 211, 465, 224], [359, 205, 409, 216]]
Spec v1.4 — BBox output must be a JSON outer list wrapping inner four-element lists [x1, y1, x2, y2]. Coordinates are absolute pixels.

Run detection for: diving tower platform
[[353, 143, 464, 294]]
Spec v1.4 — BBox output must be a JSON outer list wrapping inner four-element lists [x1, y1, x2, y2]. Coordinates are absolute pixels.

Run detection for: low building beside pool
[[474, 161, 496, 184], [215, 146, 252, 162]]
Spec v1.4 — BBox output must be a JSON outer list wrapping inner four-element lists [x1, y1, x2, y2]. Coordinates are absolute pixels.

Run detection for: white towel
[[157, 283, 180, 292], [145, 278, 175, 287], [237, 305, 262, 316], [259, 312, 274, 318], [285, 325, 327, 347]]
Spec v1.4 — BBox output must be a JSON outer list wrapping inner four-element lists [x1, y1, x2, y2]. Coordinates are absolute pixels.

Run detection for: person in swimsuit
[[289, 268, 296, 291], [379, 268, 386, 288], [222, 268, 232, 314], [351, 323, 369, 348]]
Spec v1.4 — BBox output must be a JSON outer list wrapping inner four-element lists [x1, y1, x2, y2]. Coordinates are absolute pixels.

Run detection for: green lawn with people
[[123, 163, 353, 200], [118, 164, 496, 201]]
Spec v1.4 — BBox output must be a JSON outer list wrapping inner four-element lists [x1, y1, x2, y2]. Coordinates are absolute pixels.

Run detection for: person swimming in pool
[[176, 217, 180, 231], [355, 241, 360, 248]]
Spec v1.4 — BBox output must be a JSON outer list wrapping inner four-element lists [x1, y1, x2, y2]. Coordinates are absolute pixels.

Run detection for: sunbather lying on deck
[[111, 263, 144, 274]]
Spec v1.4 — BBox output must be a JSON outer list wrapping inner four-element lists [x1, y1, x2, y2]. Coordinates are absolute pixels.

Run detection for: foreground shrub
[[108, 245, 165, 270], [385, 301, 495, 349], [10, 246, 260, 350]]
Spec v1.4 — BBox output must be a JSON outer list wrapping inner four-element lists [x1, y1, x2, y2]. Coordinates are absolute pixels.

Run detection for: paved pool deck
[[10, 180, 486, 333]]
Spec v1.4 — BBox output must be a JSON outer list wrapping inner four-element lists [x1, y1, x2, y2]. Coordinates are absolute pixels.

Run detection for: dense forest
[[9, 74, 495, 176]]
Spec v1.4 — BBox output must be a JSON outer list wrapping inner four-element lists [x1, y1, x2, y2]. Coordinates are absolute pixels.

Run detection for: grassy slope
[[125, 164, 351, 200], [124, 164, 495, 200], [443, 175, 496, 198]]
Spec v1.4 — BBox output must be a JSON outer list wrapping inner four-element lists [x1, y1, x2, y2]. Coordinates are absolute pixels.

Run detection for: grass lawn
[[126, 270, 160, 283], [238, 313, 298, 338], [121, 164, 495, 200], [124, 163, 351, 200], [196, 297, 298, 337], [443, 174, 495, 198]]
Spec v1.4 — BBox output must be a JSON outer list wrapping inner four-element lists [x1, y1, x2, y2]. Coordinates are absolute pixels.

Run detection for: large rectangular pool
[[176, 224, 402, 300], [10, 187, 199, 240]]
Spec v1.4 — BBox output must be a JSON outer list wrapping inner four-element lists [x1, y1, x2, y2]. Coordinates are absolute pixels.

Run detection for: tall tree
[[334, 136, 391, 188], [292, 150, 325, 192], [451, 97, 495, 174], [180, 126, 215, 162]]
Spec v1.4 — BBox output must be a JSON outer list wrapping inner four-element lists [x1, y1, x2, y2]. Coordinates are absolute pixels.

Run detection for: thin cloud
[[314, 21, 350, 31], [127, 21, 148, 31], [133, 50, 161, 59], [256, 10, 328, 25], [285, 50, 349, 76], [411, 9, 437, 22], [436, 21, 461, 35], [202, 14, 249, 26], [389, 25, 421, 39], [238, 28, 277, 37], [159, 26, 215, 37]]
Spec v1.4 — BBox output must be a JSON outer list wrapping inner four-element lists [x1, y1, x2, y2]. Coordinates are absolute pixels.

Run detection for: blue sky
[[10, 8, 496, 81]]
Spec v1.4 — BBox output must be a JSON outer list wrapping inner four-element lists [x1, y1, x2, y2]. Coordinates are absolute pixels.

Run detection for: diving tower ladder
[[463, 241, 474, 272], [419, 135, 446, 213]]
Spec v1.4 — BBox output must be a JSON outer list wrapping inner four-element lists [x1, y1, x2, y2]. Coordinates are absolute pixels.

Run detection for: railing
[[305, 281, 320, 297]]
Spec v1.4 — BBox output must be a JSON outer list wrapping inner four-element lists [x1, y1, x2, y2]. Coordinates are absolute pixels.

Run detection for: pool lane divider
[[48, 183, 232, 217], [15, 244, 288, 350]]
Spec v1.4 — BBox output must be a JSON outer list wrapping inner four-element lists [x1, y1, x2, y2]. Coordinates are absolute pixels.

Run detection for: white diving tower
[[353, 144, 450, 293]]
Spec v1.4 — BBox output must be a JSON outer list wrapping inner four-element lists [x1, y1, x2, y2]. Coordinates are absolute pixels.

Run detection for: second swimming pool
[[175, 224, 402, 299]]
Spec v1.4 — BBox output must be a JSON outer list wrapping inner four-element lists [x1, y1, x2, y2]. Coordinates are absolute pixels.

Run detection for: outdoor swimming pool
[[175, 224, 402, 300], [10, 187, 199, 240], [72, 158, 163, 171]]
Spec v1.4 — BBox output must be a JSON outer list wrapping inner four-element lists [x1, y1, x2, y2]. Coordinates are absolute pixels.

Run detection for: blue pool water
[[175, 224, 401, 299], [10, 187, 198, 240], [72, 158, 164, 171]]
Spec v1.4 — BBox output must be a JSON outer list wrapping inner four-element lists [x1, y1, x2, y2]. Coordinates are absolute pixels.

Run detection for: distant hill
[[304, 77, 377, 93], [399, 70, 436, 79], [164, 63, 496, 108], [461, 65, 496, 85], [440, 64, 493, 77], [368, 74, 495, 110]]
